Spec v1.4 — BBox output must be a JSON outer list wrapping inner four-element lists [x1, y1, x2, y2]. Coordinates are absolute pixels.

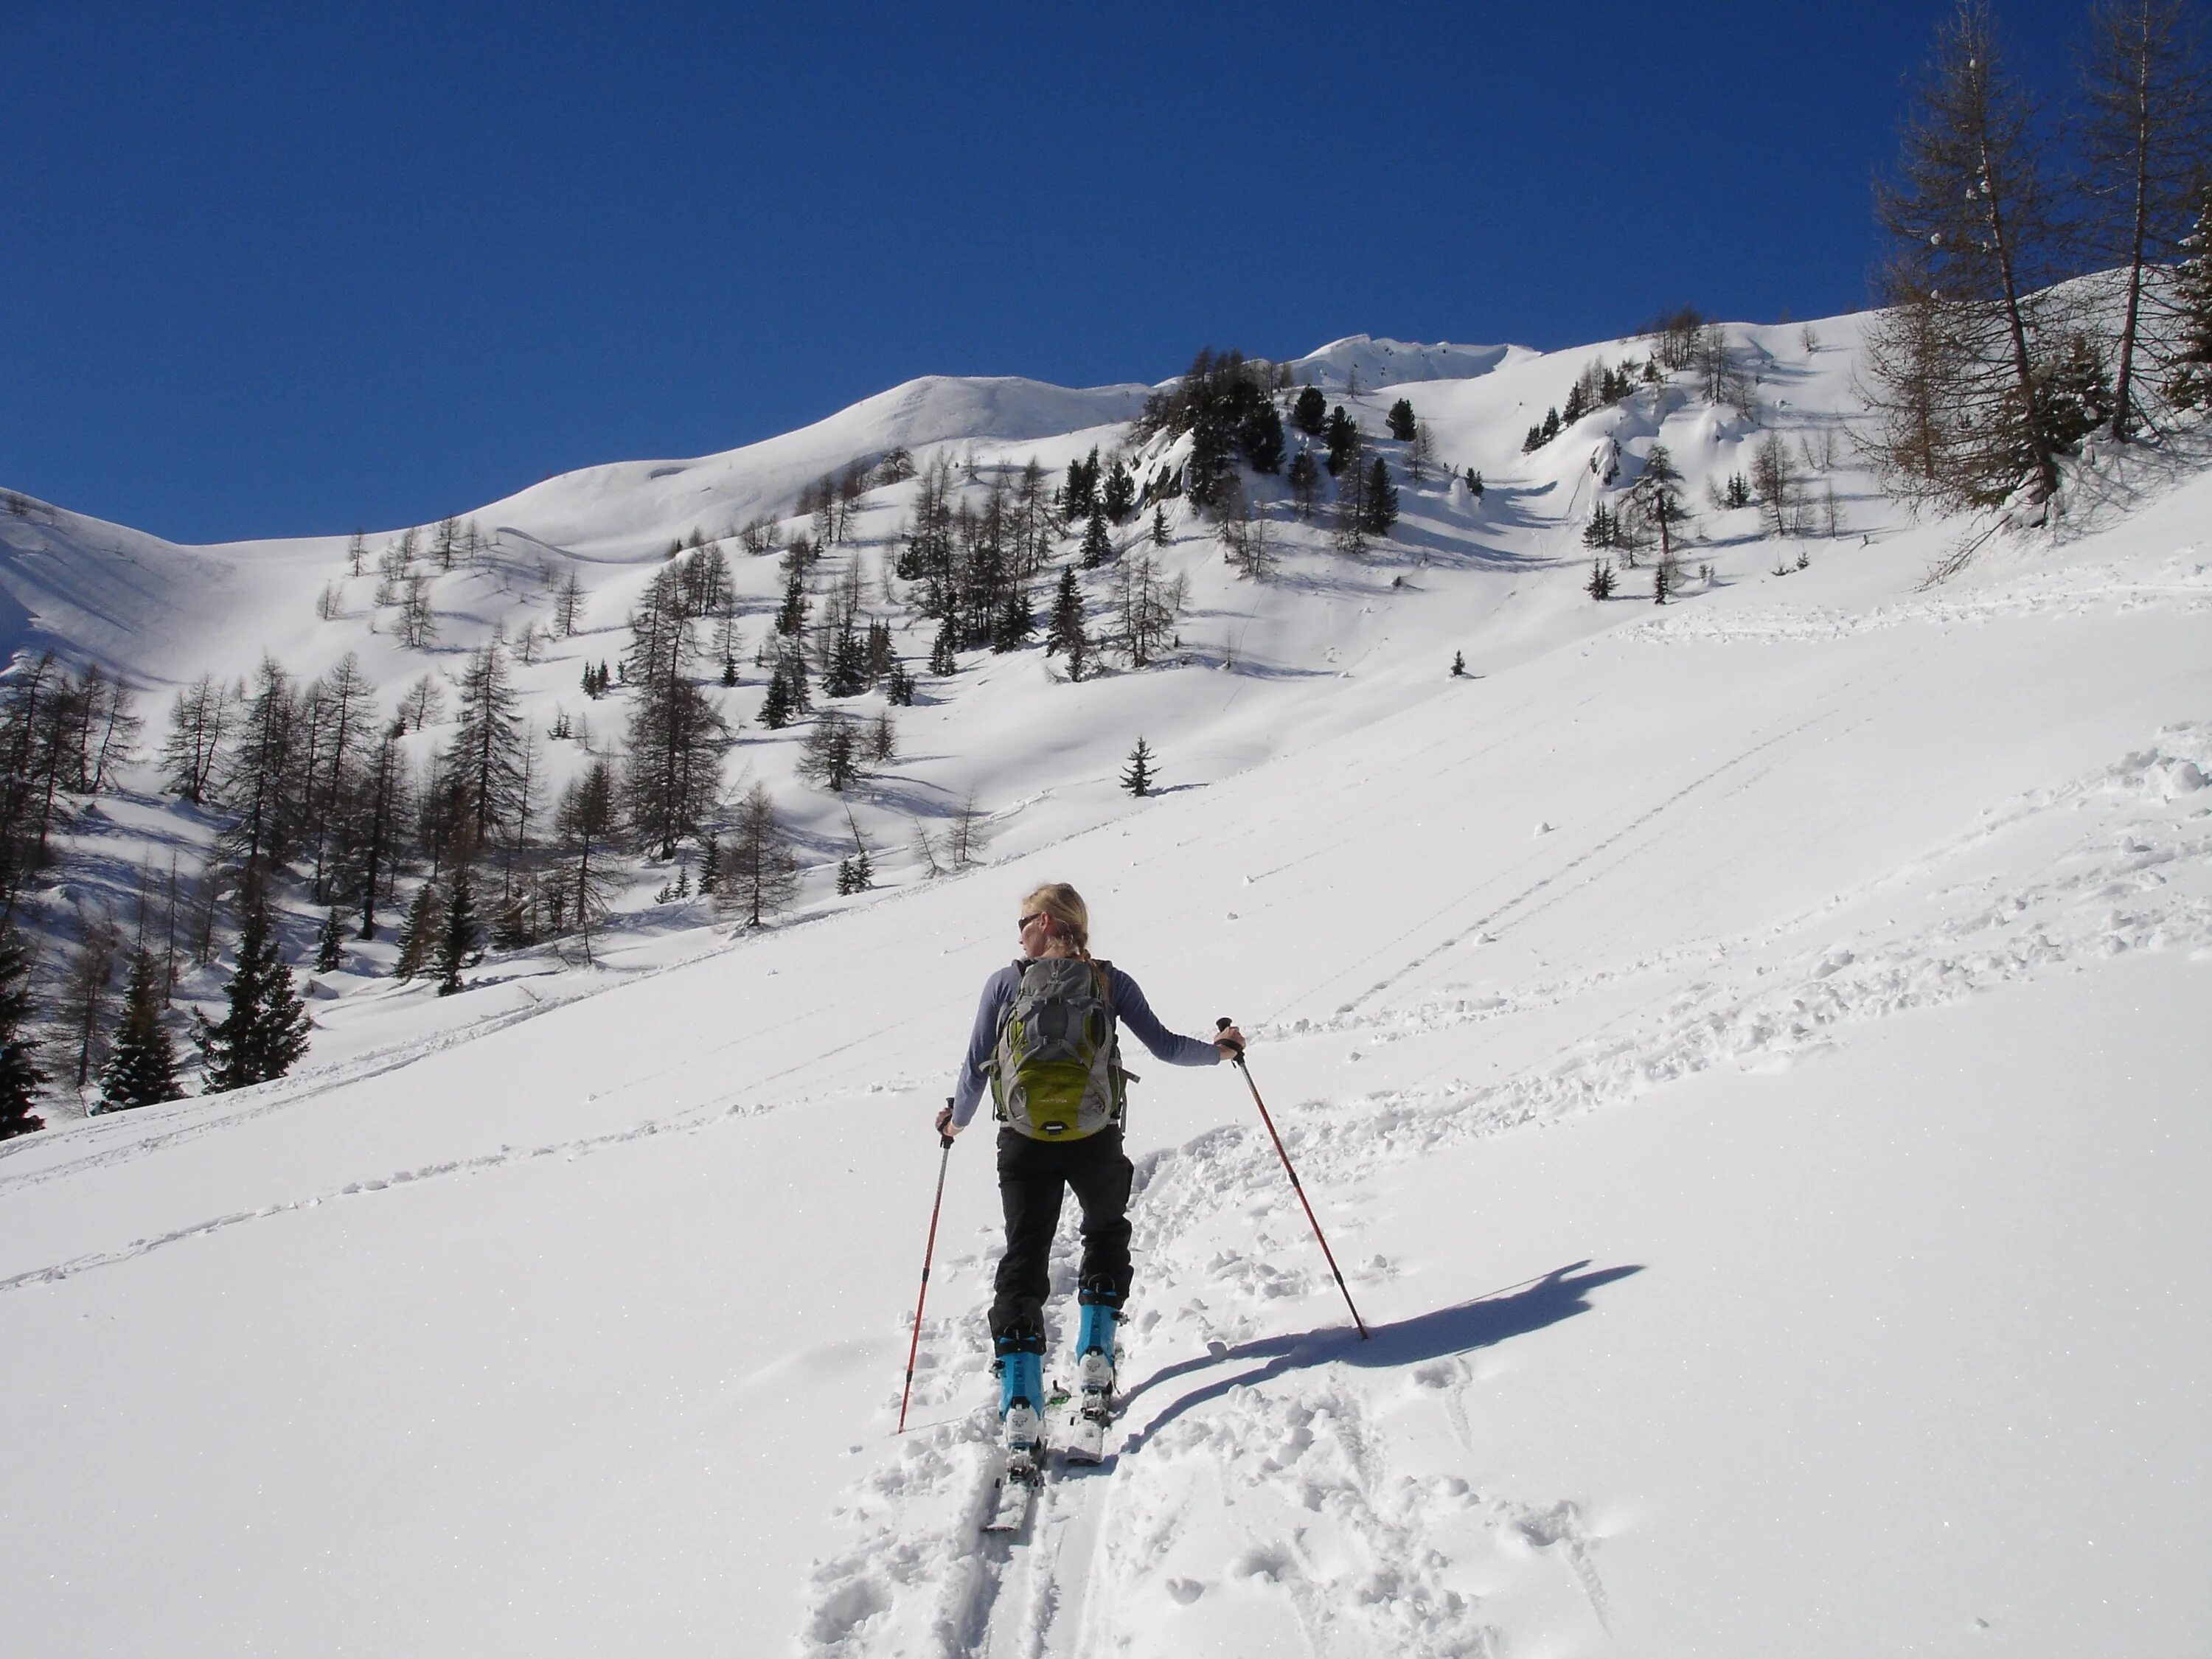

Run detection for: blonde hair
[[1021, 882, 1091, 955]]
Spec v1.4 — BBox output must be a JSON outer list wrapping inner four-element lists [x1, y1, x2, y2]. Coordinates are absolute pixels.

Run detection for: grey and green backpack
[[990, 957, 1133, 1139]]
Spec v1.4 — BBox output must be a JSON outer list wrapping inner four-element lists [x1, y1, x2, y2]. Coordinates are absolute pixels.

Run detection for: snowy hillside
[[1, 310, 2208, 1655]]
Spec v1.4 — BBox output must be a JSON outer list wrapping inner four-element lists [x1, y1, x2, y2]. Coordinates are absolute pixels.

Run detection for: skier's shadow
[[1118, 1259, 1643, 1453]]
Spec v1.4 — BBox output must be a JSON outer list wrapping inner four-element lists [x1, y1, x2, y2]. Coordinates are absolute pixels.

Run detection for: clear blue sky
[[4, 0, 2092, 544]]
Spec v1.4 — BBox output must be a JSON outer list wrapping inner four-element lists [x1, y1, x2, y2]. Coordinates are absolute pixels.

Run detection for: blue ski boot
[[993, 1336, 1046, 1461], [1074, 1301, 1118, 1397], [1065, 1299, 1119, 1464]]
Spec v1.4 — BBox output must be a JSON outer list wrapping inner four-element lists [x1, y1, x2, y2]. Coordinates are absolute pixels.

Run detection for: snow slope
[[1, 313, 2209, 1655]]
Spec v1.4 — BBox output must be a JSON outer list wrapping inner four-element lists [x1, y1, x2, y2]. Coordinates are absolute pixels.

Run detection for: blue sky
[[5, 0, 2093, 543]]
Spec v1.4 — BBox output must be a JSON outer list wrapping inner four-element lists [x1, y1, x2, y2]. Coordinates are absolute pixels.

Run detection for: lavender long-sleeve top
[[950, 959, 1221, 1128]]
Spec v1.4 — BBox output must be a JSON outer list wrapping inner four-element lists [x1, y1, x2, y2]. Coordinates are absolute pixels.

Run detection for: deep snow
[[1, 311, 2208, 1656]]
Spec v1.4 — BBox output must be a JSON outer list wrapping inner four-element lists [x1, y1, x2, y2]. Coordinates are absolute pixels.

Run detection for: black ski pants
[[989, 1125, 1133, 1347]]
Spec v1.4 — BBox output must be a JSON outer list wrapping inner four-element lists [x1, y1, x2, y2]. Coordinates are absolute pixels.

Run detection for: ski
[[1060, 1343, 1121, 1465], [1060, 1388, 1117, 1464], [983, 1446, 1043, 1531], [983, 1398, 1046, 1533]]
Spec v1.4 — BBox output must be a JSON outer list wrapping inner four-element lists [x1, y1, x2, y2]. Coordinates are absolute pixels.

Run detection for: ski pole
[[896, 1104, 958, 1435], [1219, 1019, 1369, 1340]]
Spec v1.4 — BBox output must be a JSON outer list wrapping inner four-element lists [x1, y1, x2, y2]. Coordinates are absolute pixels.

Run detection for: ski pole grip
[[1215, 1017, 1246, 1060], [936, 1098, 956, 1150]]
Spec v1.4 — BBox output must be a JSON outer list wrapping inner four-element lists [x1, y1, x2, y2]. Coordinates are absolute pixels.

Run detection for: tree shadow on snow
[[1117, 1259, 1644, 1453]]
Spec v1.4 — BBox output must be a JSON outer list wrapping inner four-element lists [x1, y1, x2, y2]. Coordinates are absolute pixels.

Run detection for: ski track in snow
[[796, 723, 2212, 1656]]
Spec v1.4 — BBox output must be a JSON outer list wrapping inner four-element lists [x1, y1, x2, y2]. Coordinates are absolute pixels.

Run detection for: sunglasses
[[1018, 913, 1046, 933]]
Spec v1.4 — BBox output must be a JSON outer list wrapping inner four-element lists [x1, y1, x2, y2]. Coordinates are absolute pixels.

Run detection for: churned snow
[[1, 309, 2208, 1656]]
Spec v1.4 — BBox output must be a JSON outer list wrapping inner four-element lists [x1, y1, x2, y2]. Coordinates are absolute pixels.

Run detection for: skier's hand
[[934, 1105, 962, 1140], [1214, 1019, 1246, 1060]]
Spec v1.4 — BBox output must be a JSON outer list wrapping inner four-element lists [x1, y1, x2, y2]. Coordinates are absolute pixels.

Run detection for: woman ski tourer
[[936, 882, 1242, 1467]]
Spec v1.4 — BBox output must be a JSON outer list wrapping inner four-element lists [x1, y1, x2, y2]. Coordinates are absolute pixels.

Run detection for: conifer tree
[[1466, 468, 1484, 498], [434, 863, 481, 995], [1361, 457, 1399, 535], [1080, 510, 1112, 570], [1152, 503, 1170, 546], [797, 712, 864, 793], [884, 658, 917, 707], [1866, 0, 2066, 506], [315, 908, 345, 973], [1044, 566, 1085, 656], [759, 667, 796, 731], [928, 616, 959, 678], [1386, 397, 1416, 441], [836, 811, 874, 895], [100, 949, 181, 1109], [2079, 0, 2211, 439], [1239, 402, 1286, 473], [1101, 459, 1136, 521], [776, 569, 809, 636], [1587, 559, 1617, 600], [992, 582, 1035, 652], [1288, 449, 1321, 518], [554, 758, 622, 962], [393, 880, 445, 979], [1628, 445, 1688, 566], [1450, 650, 1467, 678], [195, 885, 311, 1092], [2168, 181, 2212, 408], [1324, 406, 1360, 475], [722, 782, 800, 927], [1121, 737, 1156, 797], [1291, 384, 1327, 437], [0, 931, 46, 1139]]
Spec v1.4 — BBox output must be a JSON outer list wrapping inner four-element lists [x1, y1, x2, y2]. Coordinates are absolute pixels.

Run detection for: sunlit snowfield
[[3, 319, 2208, 1655]]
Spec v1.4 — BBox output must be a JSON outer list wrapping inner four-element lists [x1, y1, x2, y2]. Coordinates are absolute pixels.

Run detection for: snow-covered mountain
[[1, 310, 2207, 1655]]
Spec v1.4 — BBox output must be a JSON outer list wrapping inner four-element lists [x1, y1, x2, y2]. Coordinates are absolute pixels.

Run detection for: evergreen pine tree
[[1467, 468, 1484, 498], [1045, 566, 1085, 658], [1361, 457, 1399, 535], [2167, 182, 2212, 410], [315, 908, 345, 973], [1151, 503, 1170, 546], [99, 948, 181, 1110], [434, 863, 481, 995], [0, 931, 47, 1139], [885, 658, 917, 707], [759, 669, 796, 731], [195, 886, 311, 1092], [1587, 560, 1617, 600], [1121, 736, 1156, 798], [1291, 384, 1327, 437], [699, 835, 722, 897], [1653, 559, 1672, 605], [928, 616, 959, 678], [1239, 402, 1285, 473], [992, 582, 1035, 652], [1324, 406, 1360, 475], [1450, 651, 1467, 678], [1101, 459, 1136, 521], [1080, 511, 1112, 570], [1387, 397, 1417, 441], [776, 569, 809, 636], [824, 622, 869, 695]]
